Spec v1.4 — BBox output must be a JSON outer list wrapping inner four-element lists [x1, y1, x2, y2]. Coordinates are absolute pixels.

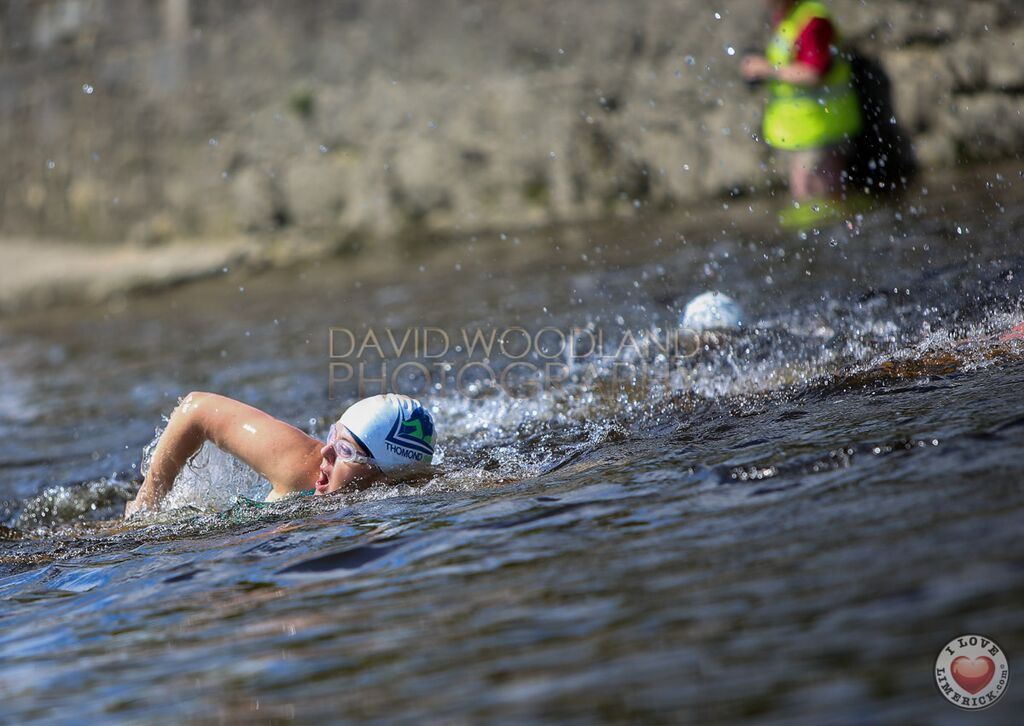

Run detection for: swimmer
[[681, 291, 744, 333], [1000, 322, 1024, 343], [559, 292, 748, 376], [124, 393, 435, 517], [636, 291, 746, 363]]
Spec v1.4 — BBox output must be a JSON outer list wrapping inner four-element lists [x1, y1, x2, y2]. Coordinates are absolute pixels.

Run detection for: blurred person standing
[[742, 0, 862, 201]]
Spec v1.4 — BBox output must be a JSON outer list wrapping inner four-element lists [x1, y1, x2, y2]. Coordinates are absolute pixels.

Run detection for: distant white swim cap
[[338, 394, 436, 476], [681, 291, 744, 331]]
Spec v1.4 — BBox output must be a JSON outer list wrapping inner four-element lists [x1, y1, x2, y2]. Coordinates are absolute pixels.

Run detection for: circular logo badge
[[935, 635, 1009, 710]]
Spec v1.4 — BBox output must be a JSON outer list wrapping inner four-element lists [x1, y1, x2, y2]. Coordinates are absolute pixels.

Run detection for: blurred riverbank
[[0, 1, 1021, 264], [0, 160, 1017, 317]]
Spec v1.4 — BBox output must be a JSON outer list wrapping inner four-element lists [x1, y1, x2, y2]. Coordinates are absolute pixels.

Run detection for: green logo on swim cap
[[384, 405, 435, 458], [400, 416, 433, 447]]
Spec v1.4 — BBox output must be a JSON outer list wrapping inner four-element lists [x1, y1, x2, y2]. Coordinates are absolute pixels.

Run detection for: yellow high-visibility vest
[[763, 0, 862, 150]]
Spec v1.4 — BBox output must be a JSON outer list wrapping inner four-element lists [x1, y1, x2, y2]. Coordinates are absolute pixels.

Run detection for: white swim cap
[[338, 394, 436, 476], [681, 291, 744, 332]]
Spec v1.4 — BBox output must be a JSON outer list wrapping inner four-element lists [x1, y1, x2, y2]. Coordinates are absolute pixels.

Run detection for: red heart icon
[[951, 656, 996, 694]]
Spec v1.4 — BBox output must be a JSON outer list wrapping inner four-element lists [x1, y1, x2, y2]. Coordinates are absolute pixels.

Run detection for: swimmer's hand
[[124, 497, 144, 519]]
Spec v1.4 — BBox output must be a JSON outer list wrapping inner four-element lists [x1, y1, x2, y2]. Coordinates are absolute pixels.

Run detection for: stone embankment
[[0, 1, 1020, 309]]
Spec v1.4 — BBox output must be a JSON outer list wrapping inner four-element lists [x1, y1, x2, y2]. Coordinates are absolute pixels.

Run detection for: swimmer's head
[[316, 394, 436, 494], [680, 291, 744, 333], [338, 394, 436, 476]]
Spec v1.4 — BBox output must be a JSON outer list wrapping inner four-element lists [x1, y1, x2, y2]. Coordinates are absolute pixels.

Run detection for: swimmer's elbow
[[175, 391, 246, 448], [177, 390, 207, 409], [173, 391, 216, 437]]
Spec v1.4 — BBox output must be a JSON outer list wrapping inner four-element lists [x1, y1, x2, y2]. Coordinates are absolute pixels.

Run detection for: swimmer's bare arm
[[125, 392, 322, 517]]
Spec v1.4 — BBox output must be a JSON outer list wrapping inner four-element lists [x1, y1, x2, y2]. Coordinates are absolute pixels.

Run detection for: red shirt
[[772, 8, 836, 75], [793, 18, 835, 75]]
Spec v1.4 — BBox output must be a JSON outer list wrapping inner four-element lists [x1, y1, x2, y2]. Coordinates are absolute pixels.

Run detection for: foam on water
[[3, 293, 1021, 538], [157, 440, 271, 512]]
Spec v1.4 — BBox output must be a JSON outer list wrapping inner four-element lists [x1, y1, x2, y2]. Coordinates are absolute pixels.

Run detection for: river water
[[1, 168, 1023, 722]]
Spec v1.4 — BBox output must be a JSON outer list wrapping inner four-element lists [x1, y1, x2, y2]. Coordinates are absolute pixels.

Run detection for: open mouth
[[315, 463, 331, 490]]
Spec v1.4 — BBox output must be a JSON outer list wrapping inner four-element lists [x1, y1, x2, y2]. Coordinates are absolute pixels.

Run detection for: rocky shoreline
[[0, 237, 252, 315]]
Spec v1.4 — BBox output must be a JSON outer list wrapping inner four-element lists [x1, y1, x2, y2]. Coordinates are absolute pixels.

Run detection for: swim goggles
[[327, 423, 380, 470]]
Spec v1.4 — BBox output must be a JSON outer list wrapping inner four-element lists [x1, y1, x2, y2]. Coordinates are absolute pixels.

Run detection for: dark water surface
[[2, 168, 1024, 722]]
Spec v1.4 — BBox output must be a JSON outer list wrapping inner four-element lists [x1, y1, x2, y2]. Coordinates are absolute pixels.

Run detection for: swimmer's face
[[315, 424, 380, 495]]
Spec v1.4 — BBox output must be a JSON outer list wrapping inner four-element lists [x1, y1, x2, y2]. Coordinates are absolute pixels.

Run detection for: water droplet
[[82, 83, 94, 95]]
